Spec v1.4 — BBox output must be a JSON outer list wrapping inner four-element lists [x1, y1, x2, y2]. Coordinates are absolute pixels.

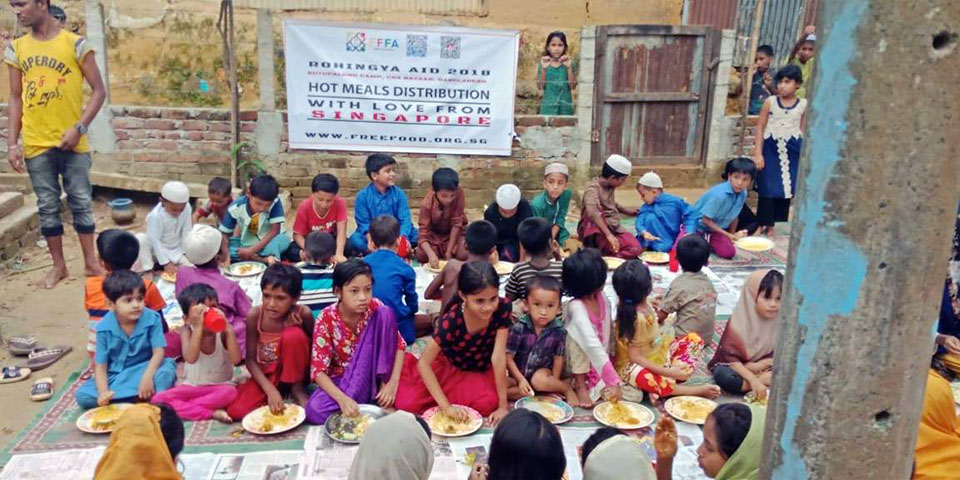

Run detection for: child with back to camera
[[424, 220, 499, 313]]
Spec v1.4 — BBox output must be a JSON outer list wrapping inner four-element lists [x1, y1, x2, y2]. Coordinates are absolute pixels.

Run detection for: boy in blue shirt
[[348, 154, 418, 257], [299, 231, 337, 318], [634, 171, 700, 252], [364, 215, 418, 343], [691, 157, 757, 259], [219, 174, 294, 265], [76, 270, 177, 409]]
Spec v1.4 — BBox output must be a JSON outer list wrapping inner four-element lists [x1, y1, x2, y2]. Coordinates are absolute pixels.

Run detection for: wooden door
[[592, 25, 719, 167]]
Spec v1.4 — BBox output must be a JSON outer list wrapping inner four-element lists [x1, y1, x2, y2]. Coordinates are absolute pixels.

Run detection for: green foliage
[[233, 142, 264, 186]]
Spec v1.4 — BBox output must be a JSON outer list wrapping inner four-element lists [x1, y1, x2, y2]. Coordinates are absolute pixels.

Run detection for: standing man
[[5, 0, 106, 288]]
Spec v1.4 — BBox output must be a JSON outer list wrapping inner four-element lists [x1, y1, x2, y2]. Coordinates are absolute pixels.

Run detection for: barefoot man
[[5, 0, 106, 288]]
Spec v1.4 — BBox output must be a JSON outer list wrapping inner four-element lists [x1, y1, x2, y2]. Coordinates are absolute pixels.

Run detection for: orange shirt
[[85, 276, 167, 329]]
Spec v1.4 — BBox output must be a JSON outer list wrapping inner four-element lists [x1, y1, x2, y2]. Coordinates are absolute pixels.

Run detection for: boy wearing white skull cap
[[577, 154, 643, 259], [138, 181, 193, 276]]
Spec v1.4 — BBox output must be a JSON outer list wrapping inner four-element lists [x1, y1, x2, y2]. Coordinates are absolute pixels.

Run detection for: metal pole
[[761, 1, 960, 479]]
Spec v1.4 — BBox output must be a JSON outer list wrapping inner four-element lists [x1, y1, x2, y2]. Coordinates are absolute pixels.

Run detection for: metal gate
[[591, 25, 720, 167]]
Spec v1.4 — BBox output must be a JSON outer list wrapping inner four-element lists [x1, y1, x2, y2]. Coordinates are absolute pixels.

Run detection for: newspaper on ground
[[207, 450, 302, 480], [0, 447, 104, 480]]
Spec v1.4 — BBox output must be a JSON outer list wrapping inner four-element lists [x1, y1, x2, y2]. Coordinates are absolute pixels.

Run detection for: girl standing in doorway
[[538, 31, 576, 115]]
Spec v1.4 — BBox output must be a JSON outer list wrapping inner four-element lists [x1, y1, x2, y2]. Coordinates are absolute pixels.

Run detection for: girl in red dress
[[395, 261, 512, 425]]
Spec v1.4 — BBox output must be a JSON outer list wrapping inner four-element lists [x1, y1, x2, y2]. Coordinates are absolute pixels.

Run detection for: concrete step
[[0, 197, 40, 262], [0, 191, 24, 219]]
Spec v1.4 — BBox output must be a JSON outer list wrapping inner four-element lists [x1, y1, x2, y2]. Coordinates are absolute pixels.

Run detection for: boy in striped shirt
[[298, 231, 336, 318], [504, 217, 564, 302]]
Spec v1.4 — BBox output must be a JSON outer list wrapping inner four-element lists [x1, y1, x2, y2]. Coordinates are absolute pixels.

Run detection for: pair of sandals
[[2, 335, 71, 401]]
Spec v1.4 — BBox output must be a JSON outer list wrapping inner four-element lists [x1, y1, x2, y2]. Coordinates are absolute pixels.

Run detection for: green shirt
[[788, 57, 814, 99], [530, 189, 572, 244]]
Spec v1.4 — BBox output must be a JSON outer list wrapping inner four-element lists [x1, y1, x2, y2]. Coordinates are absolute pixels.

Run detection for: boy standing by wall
[[5, 0, 107, 288], [348, 154, 418, 257]]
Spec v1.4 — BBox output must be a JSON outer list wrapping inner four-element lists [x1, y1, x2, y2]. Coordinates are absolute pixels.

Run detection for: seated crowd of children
[[82, 151, 793, 480]]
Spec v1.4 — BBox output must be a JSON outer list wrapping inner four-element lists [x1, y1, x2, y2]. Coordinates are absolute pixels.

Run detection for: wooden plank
[[602, 25, 711, 37], [591, 27, 609, 166], [624, 156, 697, 165], [692, 28, 720, 166], [603, 92, 699, 102]]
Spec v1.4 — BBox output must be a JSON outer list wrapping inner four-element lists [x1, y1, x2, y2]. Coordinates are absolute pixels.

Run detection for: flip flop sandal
[[0, 366, 31, 384], [22, 346, 72, 372], [30, 377, 53, 401], [7, 335, 38, 356]]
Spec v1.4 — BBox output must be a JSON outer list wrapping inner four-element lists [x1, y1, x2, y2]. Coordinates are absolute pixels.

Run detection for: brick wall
[[728, 115, 759, 157], [0, 105, 581, 209]]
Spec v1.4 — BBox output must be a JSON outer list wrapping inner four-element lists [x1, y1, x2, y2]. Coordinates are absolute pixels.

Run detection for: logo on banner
[[346, 32, 366, 52], [440, 36, 461, 59], [407, 35, 427, 57]]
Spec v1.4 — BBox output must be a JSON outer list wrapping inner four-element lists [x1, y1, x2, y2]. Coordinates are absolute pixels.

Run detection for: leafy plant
[[232, 141, 263, 187]]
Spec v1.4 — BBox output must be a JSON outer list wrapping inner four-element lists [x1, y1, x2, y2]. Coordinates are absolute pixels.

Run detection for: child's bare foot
[[37, 265, 68, 289], [687, 384, 721, 399], [575, 384, 593, 408], [563, 387, 582, 408], [212, 409, 232, 423]]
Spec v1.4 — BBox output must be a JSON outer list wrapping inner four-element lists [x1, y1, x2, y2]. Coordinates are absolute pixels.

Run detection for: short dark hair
[[49, 4, 65, 22], [756, 44, 774, 57], [517, 217, 553, 256], [365, 153, 397, 179], [709, 403, 752, 458], [304, 231, 335, 263], [260, 263, 302, 298], [465, 220, 498, 256], [431, 167, 460, 192], [562, 248, 607, 299], [208, 177, 232, 196], [458, 261, 499, 297], [722, 157, 757, 181], [311, 173, 339, 194], [248, 174, 279, 202], [676, 234, 710, 273], [581, 427, 624, 466], [775, 64, 804, 85], [97, 229, 140, 271], [488, 409, 566, 480], [526, 274, 562, 302], [612, 260, 652, 342], [103, 269, 145, 303], [601, 163, 628, 179], [177, 283, 218, 314], [414, 415, 431, 438], [759, 269, 784, 299], [333, 259, 373, 290], [155, 403, 185, 459], [369, 215, 400, 248]]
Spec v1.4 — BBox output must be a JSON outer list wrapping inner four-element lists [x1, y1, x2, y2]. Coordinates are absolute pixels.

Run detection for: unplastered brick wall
[[0, 104, 582, 209], [728, 115, 758, 157]]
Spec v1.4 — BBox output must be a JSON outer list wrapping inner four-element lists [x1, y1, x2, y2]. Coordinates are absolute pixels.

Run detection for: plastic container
[[108, 198, 135, 225], [203, 308, 227, 333]]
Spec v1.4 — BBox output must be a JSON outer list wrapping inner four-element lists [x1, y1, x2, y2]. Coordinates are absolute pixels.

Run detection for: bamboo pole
[[218, 0, 240, 189], [736, 0, 765, 154]]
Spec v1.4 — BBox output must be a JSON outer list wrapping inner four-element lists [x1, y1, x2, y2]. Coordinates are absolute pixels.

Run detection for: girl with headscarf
[[656, 403, 766, 480], [581, 427, 657, 480], [709, 269, 783, 399], [348, 411, 434, 480], [914, 364, 960, 479], [94, 403, 184, 480]]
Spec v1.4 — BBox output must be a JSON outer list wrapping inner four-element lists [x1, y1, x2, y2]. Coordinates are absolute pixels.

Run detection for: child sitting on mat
[[424, 220, 500, 313], [578, 154, 642, 259], [76, 270, 177, 409], [657, 234, 717, 345], [416, 167, 468, 268], [227, 264, 313, 420], [152, 284, 242, 422]]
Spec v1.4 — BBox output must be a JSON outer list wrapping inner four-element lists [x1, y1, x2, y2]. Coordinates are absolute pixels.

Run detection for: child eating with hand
[[76, 270, 177, 409], [293, 174, 348, 264], [365, 215, 419, 344], [139, 181, 192, 277], [219, 174, 295, 266], [425, 220, 500, 313], [691, 157, 756, 259], [151, 284, 242, 422], [578, 154, 642, 259], [530, 162, 573, 256], [505, 275, 577, 405], [227, 264, 313, 420], [503, 217, 563, 302], [485, 184, 532, 262], [634, 171, 699, 252], [417, 167, 468, 268], [349, 154, 418, 257], [193, 177, 233, 225]]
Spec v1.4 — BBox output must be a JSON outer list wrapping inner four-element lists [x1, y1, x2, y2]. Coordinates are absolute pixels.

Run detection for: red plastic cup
[[668, 245, 679, 273], [203, 308, 227, 333]]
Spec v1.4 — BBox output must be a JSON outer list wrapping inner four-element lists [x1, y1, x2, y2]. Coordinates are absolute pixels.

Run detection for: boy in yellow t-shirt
[[3, 0, 106, 289]]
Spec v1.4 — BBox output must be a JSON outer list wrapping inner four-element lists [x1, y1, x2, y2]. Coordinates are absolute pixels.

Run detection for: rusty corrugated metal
[[229, 0, 486, 14], [734, 0, 808, 65], [684, 0, 738, 30]]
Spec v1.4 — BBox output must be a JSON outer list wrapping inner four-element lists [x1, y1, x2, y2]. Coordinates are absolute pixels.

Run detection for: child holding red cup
[[151, 284, 243, 422]]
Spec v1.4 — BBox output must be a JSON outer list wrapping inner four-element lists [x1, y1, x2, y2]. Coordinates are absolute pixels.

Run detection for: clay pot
[[109, 198, 135, 225]]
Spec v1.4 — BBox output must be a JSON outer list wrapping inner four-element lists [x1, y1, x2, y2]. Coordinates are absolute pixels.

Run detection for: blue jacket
[[365, 249, 418, 344], [635, 193, 700, 252]]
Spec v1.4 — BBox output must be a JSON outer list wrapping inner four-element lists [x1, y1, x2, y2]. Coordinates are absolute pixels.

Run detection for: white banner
[[283, 20, 519, 156]]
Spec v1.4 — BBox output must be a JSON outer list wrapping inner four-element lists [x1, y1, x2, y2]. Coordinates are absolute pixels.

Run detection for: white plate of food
[[76, 403, 135, 434], [425, 260, 448, 274], [640, 251, 670, 264], [160, 271, 177, 283], [592, 400, 655, 429], [494, 261, 515, 276], [514, 396, 574, 425], [603, 257, 625, 270], [226, 261, 266, 278], [735, 236, 775, 252], [242, 403, 306, 435], [423, 405, 483, 437], [324, 404, 386, 444], [664, 396, 718, 425], [743, 390, 768, 407]]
